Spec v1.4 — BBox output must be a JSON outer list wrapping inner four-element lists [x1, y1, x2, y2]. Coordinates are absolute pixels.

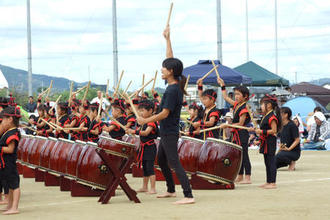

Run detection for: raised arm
[[217, 77, 235, 106], [196, 79, 204, 102], [163, 26, 173, 58]]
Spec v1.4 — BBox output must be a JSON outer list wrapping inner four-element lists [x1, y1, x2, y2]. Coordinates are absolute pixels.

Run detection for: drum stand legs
[[190, 174, 235, 190], [97, 149, 141, 204]]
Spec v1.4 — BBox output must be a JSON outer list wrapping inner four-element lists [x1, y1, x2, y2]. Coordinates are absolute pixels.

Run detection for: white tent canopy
[[0, 69, 8, 89]]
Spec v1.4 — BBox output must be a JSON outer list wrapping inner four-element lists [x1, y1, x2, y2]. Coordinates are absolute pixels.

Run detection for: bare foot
[[147, 189, 157, 195], [288, 161, 296, 171], [235, 175, 243, 183], [239, 179, 252, 184], [264, 183, 277, 189], [2, 209, 19, 215], [0, 207, 9, 211], [173, 197, 195, 205], [157, 192, 176, 198], [258, 183, 268, 188], [0, 200, 8, 205], [136, 188, 148, 193]]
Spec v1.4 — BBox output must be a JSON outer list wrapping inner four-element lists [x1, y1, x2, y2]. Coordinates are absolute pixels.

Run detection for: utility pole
[[112, 0, 118, 88], [216, 0, 223, 108], [245, 0, 249, 61], [26, 0, 33, 96], [275, 0, 278, 75]]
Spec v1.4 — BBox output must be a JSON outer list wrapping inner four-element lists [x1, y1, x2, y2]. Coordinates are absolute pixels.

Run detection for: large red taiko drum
[[21, 135, 37, 163], [65, 140, 89, 179], [49, 138, 74, 174], [17, 134, 29, 161], [39, 137, 58, 171], [196, 138, 242, 185], [177, 136, 205, 175], [28, 136, 48, 167]]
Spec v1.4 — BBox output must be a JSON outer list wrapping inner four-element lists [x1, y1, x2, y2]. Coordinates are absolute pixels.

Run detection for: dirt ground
[[2, 150, 330, 220]]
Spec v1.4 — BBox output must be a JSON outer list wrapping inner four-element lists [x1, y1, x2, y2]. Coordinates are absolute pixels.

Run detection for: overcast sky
[[0, 0, 329, 90]]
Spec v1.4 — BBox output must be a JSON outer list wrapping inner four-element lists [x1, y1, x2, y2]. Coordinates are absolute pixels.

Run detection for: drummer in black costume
[[88, 103, 104, 143], [55, 102, 71, 139], [183, 102, 203, 140], [125, 103, 136, 130], [103, 99, 127, 140], [218, 78, 252, 184], [195, 81, 221, 139], [127, 99, 158, 194], [136, 25, 194, 205]]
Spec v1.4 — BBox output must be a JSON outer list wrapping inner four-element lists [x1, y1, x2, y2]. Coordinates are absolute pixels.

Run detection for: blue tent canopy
[[283, 96, 328, 123], [183, 60, 252, 86]]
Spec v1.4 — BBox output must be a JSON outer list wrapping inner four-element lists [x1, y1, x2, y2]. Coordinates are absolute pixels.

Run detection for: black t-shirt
[[159, 83, 182, 135], [280, 121, 300, 152], [109, 116, 126, 140]]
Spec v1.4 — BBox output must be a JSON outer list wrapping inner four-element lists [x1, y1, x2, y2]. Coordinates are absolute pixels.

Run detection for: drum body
[[17, 134, 29, 160], [28, 136, 48, 167], [76, 142, 112, 189], [65, 140, 88, 178], [178, 136, 205, 174], [39, 137, 58, 170], [98, 136, 136, 159], [49, 138, 74, 174], [22, 135, 36, 163], [196, 138, 242, 184]]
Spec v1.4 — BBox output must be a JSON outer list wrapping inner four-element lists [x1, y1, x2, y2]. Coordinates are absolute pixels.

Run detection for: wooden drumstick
[[49, 95, 62, 113], [166, 2, 174, 27], [72, 85, 87, 95], [199, 124, 250, 134], [82, 81, 91, 104], [201, 65, 218, 80], [20, 124, 37, 132], [246, 104, 257, 128], [151, 70, 158, 91], [124, 80, 132, 94], [211, 60, 220, 79], [115, 70, 124, 95], [45, 80, 53, 99], [184, 74, 190, 94], [141, 74, 145, 96], [97, 93, 103, 118], [41, 118, 57, 130], [68, 81, 74, 106], [123, 92, 139, 117], [106, 79, 109, 94], [129, 78, 155, 99]]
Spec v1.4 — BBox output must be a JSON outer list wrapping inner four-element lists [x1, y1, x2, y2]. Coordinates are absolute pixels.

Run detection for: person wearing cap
[[304, 112, 330, 150], [25, 96, 37, 113], [0, 106, 22, 215]]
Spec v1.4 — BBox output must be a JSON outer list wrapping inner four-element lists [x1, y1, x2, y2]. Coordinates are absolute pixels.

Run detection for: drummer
[[125, 103, 136, 130], [88, 103, 104, 143], [218, 79, 252, 184], [195, 82, 221, 139], [136, 25, 194, 204], [184, 102, 203, 140], [103, 99, 127, 140], [76, 100, 91, 141], [55, 102, 71, 139], [127, 99, 159, 194], [66, 101, 80, 141]]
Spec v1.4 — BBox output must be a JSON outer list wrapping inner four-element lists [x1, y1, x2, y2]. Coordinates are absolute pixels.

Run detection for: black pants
[[263, 154, 276, 183], [0, 180, 9, 194], [142, 160, 155, 177], [239, 142, 251, 175], [276, 151, 301, 169], [158, 134, 193, 198]]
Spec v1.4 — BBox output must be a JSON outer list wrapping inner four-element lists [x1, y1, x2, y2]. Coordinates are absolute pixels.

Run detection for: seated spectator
[[306, 107, 322, 132], [276, 107, 300, 170], [304, 112, 330, 150]]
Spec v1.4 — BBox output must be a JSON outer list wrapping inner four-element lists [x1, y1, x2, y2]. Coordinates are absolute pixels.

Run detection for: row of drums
[[17, 134, 243, 191]]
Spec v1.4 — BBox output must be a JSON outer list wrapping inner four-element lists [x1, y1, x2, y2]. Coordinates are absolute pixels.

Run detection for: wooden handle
[[82, 81, 91, 104], [141, 74, 145, 95], [115, 70, 124, 94], [123, 92, 139, 117], [201, 65, 218, 80], [166, 2, 174, 27], [41, 118, 57, 130], [73, 85, 87, 95], [39, 87, 49, 97], [184, 74, 190, 92], [226, 124, 250, 130], [68, 81, 74, 106], [49, 95, 62, 113], [106, 79, 109, 94], [45, 80, 53, 99], [129, 78, 154, 99], [97, 93, 103, 118], [124, 80, 132, 94], [151, 70, 158, 91], [211, 60, 220, 79]]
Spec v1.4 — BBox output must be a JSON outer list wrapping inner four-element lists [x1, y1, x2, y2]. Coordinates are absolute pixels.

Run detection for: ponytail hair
[[280, 107, 292, 121], [261, 94, 281, 131], [162, 58, 187, 95]]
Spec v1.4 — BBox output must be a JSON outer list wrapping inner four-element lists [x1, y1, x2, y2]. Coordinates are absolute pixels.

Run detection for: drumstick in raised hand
[[211, 60, 220, 79], [151, 70, 158, 91], [123, 92, 140, 118], [129, 78, 155, 99], [68, 81, 74, 106], [97, 93, 103, 119], [49, 95, 62, 113], [45, 80, 53, 100], [114, 70, 124, 95], [141, 74, 145, 96], [201, 65, 218, 80], [184, 74, 190, 92], [124, 80, 132, 94], [82, 81, 91, 104], [166, 2, 174, 27]]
